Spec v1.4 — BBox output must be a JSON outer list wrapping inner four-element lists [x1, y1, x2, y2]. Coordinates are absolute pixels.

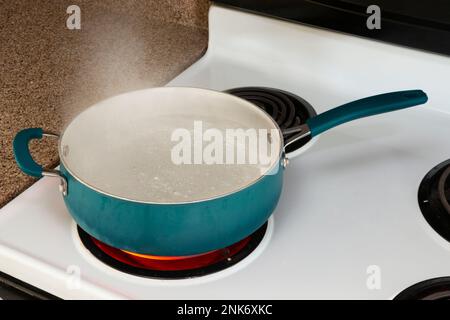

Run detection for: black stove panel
[[216, 0, 450, 56]]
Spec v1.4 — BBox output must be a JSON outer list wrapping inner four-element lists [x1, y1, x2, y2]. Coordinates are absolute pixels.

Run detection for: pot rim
[[58, 86, 285, 205]]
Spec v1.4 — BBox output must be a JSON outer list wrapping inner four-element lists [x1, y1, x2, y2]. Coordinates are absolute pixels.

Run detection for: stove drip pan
[[395, 277, 450, 300], [418, 159, 450, 242], [78, 223, 267, 279]]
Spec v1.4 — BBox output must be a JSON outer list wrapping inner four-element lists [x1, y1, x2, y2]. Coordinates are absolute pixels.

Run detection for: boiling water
[[60, 88, 282, 203]]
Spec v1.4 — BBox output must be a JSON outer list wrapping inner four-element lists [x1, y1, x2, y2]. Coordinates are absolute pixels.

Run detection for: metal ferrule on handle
[[282, 123, 311, 151]]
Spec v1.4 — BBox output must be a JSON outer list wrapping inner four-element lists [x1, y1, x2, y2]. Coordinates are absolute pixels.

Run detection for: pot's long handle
[[307, 90, 428, 137], [13, 128, 67, 195], [284, 90, 428, 148]]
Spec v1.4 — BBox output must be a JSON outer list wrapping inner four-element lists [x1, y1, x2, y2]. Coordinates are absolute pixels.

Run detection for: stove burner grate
[[418, 159, 450, 242], [226, 87, 316, 153], [78, 223, 267, 279]]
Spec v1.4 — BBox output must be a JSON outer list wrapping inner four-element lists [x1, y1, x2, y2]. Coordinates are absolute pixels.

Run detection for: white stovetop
[[1, 5, 450, 299]]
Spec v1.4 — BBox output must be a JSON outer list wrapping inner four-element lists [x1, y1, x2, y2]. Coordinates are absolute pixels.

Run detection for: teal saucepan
[[13, 87, 428, 255]]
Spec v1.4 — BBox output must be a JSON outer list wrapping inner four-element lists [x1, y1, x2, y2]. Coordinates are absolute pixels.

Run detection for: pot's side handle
[[13, 128, 67, 195], [13, 128, 45, 177], [306, 90, 428, 137]]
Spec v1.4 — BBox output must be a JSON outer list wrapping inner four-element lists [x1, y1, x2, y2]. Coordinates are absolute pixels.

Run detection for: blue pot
[[13, 89, 427, 256], [59, 160, 283, 256]]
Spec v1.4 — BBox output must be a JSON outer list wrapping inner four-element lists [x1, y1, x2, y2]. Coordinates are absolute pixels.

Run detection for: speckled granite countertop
[[0, 1, 208, 207]]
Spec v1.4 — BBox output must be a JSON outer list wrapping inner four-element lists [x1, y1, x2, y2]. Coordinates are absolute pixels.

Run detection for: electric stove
[[1, 5, 450, 299]]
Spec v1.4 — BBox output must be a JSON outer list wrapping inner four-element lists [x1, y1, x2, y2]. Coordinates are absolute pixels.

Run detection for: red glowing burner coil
[[91, 236, 252, 271]]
